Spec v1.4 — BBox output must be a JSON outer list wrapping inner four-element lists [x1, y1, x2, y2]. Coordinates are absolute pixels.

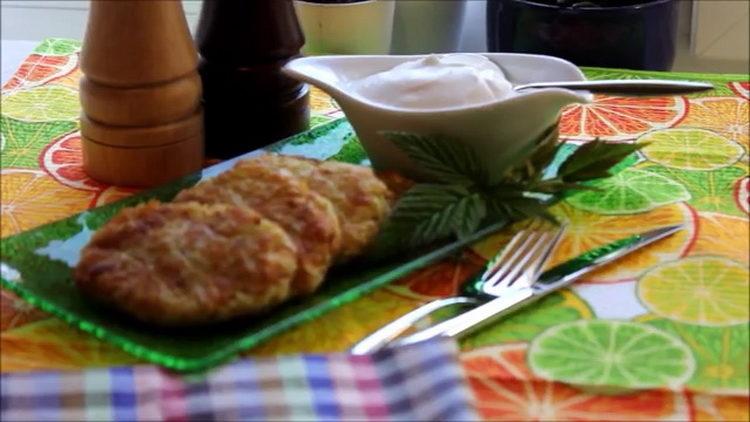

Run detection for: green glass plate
[[0, 119, 504, 372]]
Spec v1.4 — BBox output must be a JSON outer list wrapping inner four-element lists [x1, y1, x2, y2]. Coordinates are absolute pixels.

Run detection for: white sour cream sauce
[[348, 54, 515, 110]]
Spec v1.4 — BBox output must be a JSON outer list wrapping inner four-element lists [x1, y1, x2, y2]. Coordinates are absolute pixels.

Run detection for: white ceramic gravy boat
[[283, 53, 591, 182]]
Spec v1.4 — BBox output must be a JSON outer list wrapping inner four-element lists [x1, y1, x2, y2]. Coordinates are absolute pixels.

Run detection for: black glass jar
[[487, 0, 679, 71]]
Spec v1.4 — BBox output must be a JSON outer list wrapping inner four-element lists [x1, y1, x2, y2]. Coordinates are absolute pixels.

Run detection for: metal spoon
[[515, 79, 714, 96]]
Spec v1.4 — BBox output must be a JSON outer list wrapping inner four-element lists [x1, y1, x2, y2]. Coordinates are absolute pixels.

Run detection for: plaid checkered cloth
[[1, 338, 477, 421]]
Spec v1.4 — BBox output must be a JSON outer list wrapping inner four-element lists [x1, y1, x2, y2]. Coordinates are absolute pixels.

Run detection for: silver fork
[[350, 220, 564, 354], [391, 222, 565, 347]]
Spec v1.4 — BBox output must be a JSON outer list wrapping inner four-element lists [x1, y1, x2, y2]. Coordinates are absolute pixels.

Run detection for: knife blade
[[391, 224, 683, 347]]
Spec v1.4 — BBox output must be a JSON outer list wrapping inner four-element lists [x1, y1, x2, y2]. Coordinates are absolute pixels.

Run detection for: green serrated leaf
[[487, 137, 541, 185], [452, 194, 487, 240], [369, 183, 482, 257], [529, 126, 564, 172], [558, 140, 645, 182], [409, 192, 487, 247], [382, 132, 484, 185], [390, 184, 469, 221], [504, 197, 560, 224]]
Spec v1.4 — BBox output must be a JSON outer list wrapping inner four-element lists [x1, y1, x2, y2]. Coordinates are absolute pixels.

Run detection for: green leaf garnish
[[369, 132, 644, 260], [557, 140, 646, 182], [385, 132, 486, 185]]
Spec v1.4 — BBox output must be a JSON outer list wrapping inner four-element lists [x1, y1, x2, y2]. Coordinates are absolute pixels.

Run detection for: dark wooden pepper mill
[[196, 0, 310, 159]]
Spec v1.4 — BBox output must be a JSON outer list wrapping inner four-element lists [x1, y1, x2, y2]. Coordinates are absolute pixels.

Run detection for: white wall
[[1, 0, 203, 40], [1, 0, 747, 73], [1, 0, 487, 48]]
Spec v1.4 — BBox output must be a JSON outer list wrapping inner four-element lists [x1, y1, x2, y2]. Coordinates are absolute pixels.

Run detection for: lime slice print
[[1, 117, 78, 169], [32, 38, 81, 56], [637, 256, 749, 326], [679, 98, 748, 149], [640, 164, 748, 217], [462, 342, 691, 420], [645, 318, 748, 394], [565, 167, 690, 214], [528, 320, 695, 390], [638, 128, 744, 170], [1, 86, 80, 122], [461, 291, 591, 349]]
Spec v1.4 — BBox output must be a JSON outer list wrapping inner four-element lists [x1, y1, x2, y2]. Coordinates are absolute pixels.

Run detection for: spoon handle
[[515, 79, 714, 95]]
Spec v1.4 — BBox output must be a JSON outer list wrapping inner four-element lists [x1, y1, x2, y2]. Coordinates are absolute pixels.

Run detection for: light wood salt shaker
[[79, 0, 204, 187]]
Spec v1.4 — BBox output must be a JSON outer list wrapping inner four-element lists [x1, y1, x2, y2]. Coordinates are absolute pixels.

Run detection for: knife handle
[[349, 296, 478, 355], [393, 288, 535, 346]]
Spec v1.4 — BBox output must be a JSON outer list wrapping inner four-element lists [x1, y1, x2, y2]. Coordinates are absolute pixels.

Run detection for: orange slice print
[[2, 53, 78, 91], [40, 131, 106, 191], [385, 251, 486, 301], [692, 393, 749, 422], [92, 185, 141, 207], [309, 85, 343, 118], [560, 95, 688, 141], [734, 176, 749, 215], [461, 343, 690, 421], [0, 290, 49, 332], [245, 289, 422, 356], [728, 81, 749, 100], [47, 63, 82, 90], [679, 97, 749, 149], [549, 202, 697, 283], [0, 169, 95, 237], [474, 203, 697, 283], [0, 319, 140, 372], [690, 212, 749, 264]]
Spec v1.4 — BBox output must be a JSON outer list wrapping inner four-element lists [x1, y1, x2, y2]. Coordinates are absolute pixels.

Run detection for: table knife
[[391, 224, 683, 347]]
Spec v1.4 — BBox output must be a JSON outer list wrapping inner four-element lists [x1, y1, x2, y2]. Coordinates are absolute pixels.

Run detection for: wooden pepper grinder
[[196, 0, 310, 159], [80, 0, 204, 187]]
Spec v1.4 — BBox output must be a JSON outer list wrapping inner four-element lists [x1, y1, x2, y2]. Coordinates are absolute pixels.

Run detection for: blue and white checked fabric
[[1, 338, 478, 421]]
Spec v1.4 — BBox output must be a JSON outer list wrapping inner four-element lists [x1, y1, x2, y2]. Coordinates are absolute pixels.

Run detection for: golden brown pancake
[[248, 154, 393, 260], [175, 161, 342, 296], [74, 201, 298, 326]]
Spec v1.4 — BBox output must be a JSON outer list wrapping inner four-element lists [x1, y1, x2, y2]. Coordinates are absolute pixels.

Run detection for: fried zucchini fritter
[[175, 162, 341, 296], [248, 154, 393, 260], [74, 201, 298, 326]]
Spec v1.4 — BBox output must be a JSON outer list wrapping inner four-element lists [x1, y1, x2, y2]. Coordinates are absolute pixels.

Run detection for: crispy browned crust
[[249, 154, 394, 260], [376, 170, 415, 203], [175, 161, 341, 296], [74, 201, 298, 326]]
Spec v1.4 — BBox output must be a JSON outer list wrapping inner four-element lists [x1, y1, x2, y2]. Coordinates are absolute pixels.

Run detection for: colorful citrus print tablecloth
[[1, 39, 749, 420]]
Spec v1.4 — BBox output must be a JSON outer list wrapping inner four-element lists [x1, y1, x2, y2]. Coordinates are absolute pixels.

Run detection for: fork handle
[[393, 288, 535, 347], [349, 296, 478, 355]]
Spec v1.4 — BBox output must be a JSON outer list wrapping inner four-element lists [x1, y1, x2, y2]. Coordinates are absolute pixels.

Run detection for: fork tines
[[481, 219, 565, 293]]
